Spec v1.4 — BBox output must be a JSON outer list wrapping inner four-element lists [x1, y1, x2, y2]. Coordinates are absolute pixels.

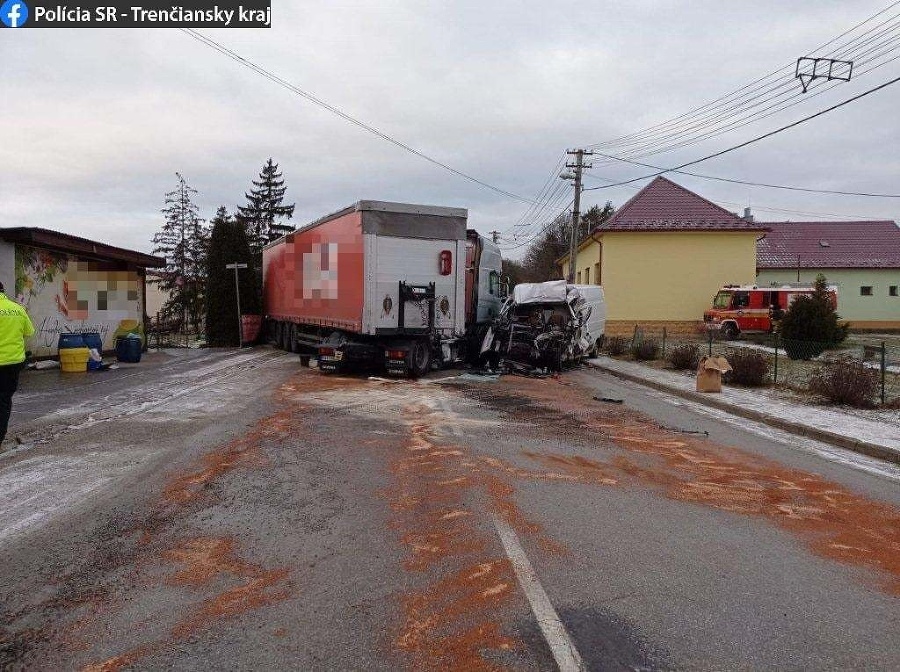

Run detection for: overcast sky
[[3, 1, 900, 260]]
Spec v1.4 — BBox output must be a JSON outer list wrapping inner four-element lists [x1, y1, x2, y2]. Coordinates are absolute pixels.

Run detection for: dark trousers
[[0, 363, 22, 444]]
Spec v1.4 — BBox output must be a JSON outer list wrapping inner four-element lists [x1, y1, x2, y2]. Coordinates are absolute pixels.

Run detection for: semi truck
[[262, 200, 503, 376]]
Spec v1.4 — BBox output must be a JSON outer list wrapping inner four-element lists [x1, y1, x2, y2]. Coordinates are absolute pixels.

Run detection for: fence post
[[773, 334, 779, 386], [662, 327, 667, 357], [708, 329, 713, 357], [882, 341, 887, 406]]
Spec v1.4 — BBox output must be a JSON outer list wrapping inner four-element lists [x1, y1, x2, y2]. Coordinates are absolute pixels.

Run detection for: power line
[[498, 202, 574, 252], [179, 28, 538, 206], [584, 73, 900, 192], [586, 150, 900, 198], [585, 23, 900, 169], [511, 5, 900, 235], [509, 153, 568, 230], [590, 28, 900, 166], [588, 1, 900, 150]]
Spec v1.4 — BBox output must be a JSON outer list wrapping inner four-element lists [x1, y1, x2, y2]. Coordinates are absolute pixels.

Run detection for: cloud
[[2, 1, 898, 259]]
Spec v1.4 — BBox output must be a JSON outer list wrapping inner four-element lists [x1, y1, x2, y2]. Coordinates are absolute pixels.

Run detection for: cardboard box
[[696, 355, 732, 393]]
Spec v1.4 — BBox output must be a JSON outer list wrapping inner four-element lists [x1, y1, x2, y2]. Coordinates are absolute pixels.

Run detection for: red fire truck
[[702, 284, 838, 339]]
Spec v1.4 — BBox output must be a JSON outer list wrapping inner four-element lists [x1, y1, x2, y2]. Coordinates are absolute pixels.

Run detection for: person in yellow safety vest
[[0, 281, 35, 445]]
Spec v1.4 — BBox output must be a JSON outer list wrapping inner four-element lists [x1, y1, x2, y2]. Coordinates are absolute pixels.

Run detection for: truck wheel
[[288, 324, 298, 353], [273, 322, 282, 349], [276, 322, 287, 350], [409, 339, 432, 378], [722, 323, 739, 341]]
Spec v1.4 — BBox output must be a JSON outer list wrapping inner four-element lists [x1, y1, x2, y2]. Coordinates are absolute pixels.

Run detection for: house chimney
[[743, 207, 754, 223]]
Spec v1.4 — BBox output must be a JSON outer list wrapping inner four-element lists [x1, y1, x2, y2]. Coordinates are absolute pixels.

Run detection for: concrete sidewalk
[[586, 356, 900, 465]]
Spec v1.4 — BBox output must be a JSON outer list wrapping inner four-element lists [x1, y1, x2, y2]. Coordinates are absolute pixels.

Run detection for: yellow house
[[558, 177, 768, 336]]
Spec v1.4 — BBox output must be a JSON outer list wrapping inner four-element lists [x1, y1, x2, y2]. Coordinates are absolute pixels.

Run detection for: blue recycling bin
[[115, 334, 142, 363]]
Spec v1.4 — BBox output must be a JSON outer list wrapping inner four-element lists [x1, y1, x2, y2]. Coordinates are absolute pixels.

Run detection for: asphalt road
[[0, 348, 898, 671]]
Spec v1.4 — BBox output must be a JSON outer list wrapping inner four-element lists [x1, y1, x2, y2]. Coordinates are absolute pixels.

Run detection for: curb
[[586, 361, 900, 466]]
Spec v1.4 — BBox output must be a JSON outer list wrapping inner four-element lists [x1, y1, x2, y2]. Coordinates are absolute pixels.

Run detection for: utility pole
[[489, 230, 500, 244], [564, 149, 592, 283], [226, 262, 248, 347]]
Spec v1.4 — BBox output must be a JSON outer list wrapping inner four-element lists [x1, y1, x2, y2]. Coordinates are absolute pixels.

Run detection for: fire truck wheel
[[409, 339, 432, 378], [288, 324, 299, 353], [722, 323, 739, 341]]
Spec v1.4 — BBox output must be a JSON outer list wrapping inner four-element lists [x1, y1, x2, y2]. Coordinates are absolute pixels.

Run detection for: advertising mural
[[14, 245, 145, 356]]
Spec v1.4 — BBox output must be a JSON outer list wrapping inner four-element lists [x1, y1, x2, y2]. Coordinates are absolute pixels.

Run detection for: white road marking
[[435, 395, 586, 671], [492, 516, 586, 672]]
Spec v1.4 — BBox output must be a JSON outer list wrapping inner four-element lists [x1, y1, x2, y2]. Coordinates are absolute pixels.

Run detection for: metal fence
[[608, 326, 900, 407]]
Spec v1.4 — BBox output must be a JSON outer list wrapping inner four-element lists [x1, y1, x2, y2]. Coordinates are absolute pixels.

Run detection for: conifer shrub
[[669, 343, 700, 370], [205, 207, 262, 347], [726, 350, 769, 387], [809, 357, 879, 407], [606, 336, 628, 356], [779, 274, 848, 360], [631, 338, 660, 361]]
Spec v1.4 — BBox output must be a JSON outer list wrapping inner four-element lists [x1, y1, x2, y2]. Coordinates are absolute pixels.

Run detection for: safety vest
[[0, 293, 35, 365]]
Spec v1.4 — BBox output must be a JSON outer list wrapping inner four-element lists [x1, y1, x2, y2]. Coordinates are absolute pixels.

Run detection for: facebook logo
[[0, 0, 28, 27]]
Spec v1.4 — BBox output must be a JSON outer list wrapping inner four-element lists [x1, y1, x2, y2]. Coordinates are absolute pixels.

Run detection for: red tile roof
[[593, 176, 768, 232], [757, 220, 900, 268]]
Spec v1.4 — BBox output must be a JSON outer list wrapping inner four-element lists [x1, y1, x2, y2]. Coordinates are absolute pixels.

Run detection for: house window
[[890, 286, 898, 297], [861, 286, 873, 296], [584, 267, 590, 284], [576, 271, 582, 284], [594, 263, 601, 285]]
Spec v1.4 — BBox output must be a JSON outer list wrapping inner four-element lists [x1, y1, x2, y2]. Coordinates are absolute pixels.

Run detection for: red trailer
[[262, 201, 502, 375]]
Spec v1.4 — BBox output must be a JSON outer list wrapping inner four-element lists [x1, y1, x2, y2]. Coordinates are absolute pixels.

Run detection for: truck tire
[[275, 322, 285, 350], [409, 339, 432, 378], [288, 323, 299, 353], [722, 323, 739, 341]]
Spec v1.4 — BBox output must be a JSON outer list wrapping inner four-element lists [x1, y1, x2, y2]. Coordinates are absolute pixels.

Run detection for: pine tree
[[580, 201, 616, 240], [518, 201, 615, 283], [779, 273, 849, 360], [152, 173, 208, 332], [238, 158, 296, 254], [205, 207, 262, 347]]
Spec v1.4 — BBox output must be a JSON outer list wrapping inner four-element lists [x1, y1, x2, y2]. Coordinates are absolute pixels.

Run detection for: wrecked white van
[[483, 280, 606, 371]]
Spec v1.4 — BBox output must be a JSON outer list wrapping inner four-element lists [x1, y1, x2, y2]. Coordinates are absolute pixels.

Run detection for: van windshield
[[713, 292, 732, 309]]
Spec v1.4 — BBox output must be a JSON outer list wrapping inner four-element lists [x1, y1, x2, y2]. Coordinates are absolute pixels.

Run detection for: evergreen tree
[[580, 201, 616, 240], [501, 258, 527, 288], [521, 211, 571, 282], [238, 158, 296, 254], [518, 201, 615, 283], [779, 273, 849, 360], [152, 173, 208, 332], [205, 207, 262, 347]]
